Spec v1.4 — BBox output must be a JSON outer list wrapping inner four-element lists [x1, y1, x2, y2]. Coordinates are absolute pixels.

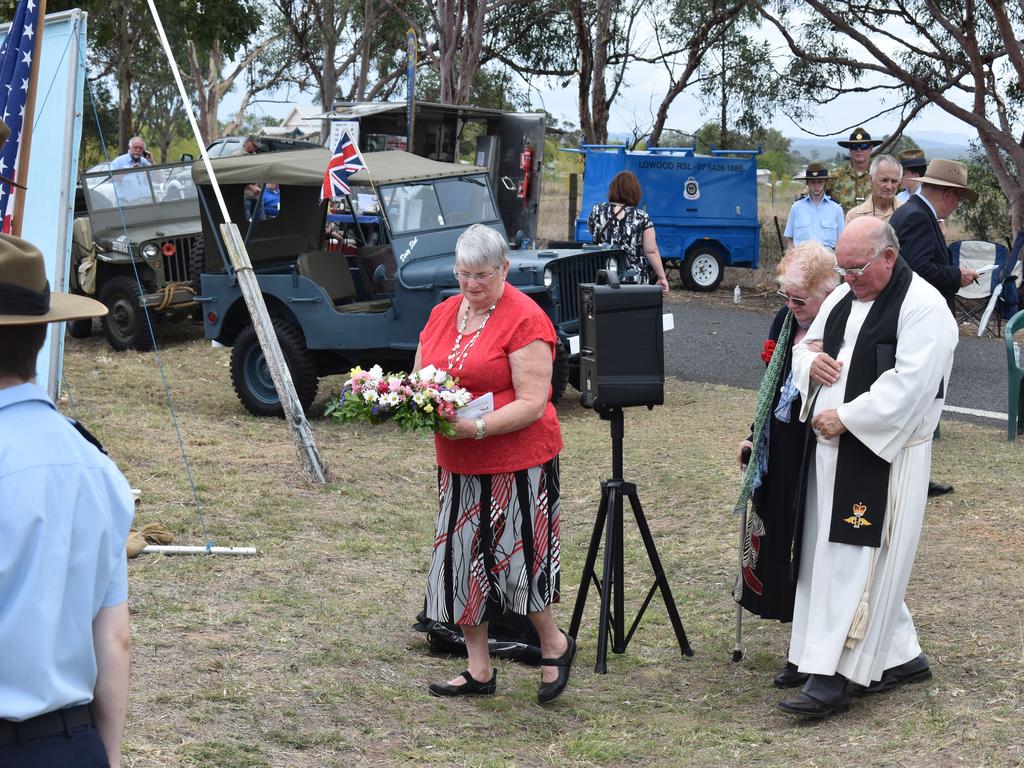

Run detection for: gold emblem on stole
[[844, 502, 872, 529]]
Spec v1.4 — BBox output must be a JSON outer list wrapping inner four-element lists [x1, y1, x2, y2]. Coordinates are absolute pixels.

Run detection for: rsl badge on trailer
[[844, 502, 872, 529], [683, 176, 700, 201]]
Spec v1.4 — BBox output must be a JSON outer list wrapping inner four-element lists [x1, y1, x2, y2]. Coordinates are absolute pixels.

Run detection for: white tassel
[[845, 595, 870, 649]]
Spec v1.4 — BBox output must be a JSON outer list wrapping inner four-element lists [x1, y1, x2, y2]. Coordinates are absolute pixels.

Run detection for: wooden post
[[568, 173, 578, 240], [10, 0, 47, 237]]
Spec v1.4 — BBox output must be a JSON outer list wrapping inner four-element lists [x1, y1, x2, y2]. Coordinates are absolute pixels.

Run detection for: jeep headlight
[[543, 267, 554, 287], [141, 243, 159, 259], [604, 255, 619, 273]]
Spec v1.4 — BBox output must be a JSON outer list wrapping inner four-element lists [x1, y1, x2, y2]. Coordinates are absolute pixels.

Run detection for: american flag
[[320, 129, 365, 203], [0, 0, 40, 233]]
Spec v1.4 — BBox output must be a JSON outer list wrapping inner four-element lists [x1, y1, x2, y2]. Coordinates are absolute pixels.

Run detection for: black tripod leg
[[594, 483, 620, 673], [569, 482, 610, 639], [626, 486, 693, 657]]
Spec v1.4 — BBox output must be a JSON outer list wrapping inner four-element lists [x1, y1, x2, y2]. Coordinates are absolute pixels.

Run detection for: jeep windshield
[[83, 165, 198, 210], [378, 174, 497, 234]]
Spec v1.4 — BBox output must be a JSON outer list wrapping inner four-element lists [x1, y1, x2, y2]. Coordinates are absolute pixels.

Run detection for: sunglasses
[[850, 143, 872, 151], [776, 289, 808, 306]]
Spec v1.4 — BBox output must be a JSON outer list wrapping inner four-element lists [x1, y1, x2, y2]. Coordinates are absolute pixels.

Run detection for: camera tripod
[[568, 406, 693, 673]]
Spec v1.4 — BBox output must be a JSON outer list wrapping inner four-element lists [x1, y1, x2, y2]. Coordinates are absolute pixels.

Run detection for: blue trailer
[[571, 144, 761, 291]]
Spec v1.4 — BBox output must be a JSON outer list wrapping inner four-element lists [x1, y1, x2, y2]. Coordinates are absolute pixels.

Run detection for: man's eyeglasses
[[776, 289, 808, 306], [454, 267, 501, 283], [850, 143, 872, 151], [833, 253, 881, 277]]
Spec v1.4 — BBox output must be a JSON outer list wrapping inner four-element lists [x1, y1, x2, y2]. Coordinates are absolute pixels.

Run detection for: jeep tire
[[99, 276, 153, 351], [551, 339, 570, 403], [231, 320, 318, 417], [67, 318, 93, 338]]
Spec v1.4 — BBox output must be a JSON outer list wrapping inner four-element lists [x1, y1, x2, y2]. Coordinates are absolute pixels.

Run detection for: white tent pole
[[144, 0, 327, 484], [142, 545, 257, 556]]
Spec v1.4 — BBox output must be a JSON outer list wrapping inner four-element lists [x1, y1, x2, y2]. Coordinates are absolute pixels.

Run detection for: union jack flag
[[0, 0, 40, 233], [320, 129, 365, 202]]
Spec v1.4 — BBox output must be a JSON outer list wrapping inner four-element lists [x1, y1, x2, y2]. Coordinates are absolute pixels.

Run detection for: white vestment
[[788, 274, 957, 686]]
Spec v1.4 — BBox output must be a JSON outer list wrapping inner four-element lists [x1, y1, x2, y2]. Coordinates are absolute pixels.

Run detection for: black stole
[[820, 258, 913, 547]]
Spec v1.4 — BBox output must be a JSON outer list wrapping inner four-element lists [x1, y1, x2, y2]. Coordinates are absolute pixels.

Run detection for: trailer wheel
[[682, 247, 723, 292], [230, 320, 318, 418]]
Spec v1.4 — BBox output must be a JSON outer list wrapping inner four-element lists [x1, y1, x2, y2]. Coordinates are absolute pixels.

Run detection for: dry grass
[[56, 326, 1024, 767]]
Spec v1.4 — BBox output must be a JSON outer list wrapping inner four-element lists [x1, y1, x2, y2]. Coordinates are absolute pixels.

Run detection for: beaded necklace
[[448, 298, 498, 372]]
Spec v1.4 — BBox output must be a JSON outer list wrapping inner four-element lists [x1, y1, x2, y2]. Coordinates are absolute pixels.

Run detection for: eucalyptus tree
[[754, 0, 1024, 234]]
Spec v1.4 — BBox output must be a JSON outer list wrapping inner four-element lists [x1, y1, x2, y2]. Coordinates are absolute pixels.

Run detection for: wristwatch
[[474, 418, 487, 440]]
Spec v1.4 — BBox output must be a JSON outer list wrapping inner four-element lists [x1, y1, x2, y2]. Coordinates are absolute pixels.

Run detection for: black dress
[[736, 306, 804, 622]]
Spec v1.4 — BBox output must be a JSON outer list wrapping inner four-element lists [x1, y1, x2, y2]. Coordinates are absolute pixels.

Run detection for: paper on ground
[[459, 392, 494, 419]]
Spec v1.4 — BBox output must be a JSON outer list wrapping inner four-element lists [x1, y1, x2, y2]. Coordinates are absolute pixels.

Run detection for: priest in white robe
[[779, 216, 958, 718]]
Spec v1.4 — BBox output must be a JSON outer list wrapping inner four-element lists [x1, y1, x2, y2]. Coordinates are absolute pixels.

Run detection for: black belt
[[0, 704, 94, 746]]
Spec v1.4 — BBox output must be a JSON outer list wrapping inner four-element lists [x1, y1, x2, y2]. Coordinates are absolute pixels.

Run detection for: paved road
[[663, 299, 1009, 427]]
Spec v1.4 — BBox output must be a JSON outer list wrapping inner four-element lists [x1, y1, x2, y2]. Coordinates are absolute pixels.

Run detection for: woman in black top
[[587, 171, 670, 296]]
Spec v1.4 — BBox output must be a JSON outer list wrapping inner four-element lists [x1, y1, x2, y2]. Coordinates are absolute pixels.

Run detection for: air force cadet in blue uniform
[[784, 163, 846, 250]]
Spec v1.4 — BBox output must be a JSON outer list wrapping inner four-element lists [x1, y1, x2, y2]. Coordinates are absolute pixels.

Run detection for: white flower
[[432, 368, 450, 385], [368, 364, 384, 380], [363, 390, 379, 403]]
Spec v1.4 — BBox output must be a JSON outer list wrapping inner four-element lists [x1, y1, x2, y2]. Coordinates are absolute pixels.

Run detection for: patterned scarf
[[733, 311, 794, 514]]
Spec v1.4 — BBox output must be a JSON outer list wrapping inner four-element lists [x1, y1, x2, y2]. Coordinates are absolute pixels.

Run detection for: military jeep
[[69, 162, 204, 350], [193, 148, 624, 417]]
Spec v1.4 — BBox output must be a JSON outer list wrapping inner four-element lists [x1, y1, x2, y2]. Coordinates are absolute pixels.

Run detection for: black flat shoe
[[537, 631, 576, 704], [773, 662, 810, 689], [428, 668, 497, 697], [851, 654, 931, 696], [927, 480, 954, 497], [777, 690, 850, 719]]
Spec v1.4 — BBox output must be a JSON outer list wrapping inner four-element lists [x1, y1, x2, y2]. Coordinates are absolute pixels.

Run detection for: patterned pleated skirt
[[424, 457, 561, 626]]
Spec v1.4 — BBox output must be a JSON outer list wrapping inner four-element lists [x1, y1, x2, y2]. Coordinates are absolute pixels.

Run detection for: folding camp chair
[[951, 240, 1020, 337]]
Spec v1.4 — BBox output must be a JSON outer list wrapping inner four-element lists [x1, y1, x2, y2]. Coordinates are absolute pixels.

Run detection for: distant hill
[[789, 131, 973, 163]]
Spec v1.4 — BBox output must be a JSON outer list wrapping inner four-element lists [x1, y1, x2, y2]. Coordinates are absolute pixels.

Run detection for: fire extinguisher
[[517, 144, 535, 201]]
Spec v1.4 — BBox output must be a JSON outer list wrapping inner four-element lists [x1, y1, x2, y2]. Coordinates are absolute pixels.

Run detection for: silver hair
[[454, 224, 509, 271], [870, 153, 901, 178], [777, 241, 840, 299], [873, 220, 901, 259]]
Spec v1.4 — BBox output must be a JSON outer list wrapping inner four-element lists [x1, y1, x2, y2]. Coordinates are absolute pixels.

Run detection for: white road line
[[943, 404, 1007, 421]]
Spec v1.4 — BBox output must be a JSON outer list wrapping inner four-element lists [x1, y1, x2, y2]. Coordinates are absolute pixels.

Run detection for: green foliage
[[956, 142, 1013, 246]]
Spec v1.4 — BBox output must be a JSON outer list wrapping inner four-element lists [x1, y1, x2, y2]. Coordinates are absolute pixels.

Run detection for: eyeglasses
[[850, 143, 872, 151], [833, 253, 882, 277], [454, 267, 502, 283], [776, 289, 808, 306]]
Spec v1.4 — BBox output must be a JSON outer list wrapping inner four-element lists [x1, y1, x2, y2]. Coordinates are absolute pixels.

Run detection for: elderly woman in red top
[[414, 224, 575, 704]]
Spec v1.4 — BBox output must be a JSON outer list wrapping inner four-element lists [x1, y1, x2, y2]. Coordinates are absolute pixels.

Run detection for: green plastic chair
[[1005, 309, 1024, 441]]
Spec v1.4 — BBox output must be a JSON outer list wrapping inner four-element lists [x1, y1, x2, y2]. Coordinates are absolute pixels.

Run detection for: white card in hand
[[976, 263, 998, 274], [459, 392, 494, 419]]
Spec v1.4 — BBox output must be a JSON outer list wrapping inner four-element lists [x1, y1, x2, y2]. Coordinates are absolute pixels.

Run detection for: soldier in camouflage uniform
[[828, 127, 882, 212]]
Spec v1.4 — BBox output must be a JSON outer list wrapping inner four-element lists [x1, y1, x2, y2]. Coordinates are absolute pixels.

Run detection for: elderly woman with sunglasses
[[413, 224, 575, 704], [735, 241, 839, 687]]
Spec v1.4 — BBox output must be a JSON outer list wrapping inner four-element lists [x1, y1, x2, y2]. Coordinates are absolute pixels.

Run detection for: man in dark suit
[[890, 159, 978, 497]]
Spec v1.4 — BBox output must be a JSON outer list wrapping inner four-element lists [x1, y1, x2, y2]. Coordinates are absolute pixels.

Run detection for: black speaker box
[[578, 283, 664, 410]]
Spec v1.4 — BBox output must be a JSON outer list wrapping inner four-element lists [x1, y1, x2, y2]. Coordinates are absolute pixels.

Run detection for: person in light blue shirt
[[895, 148, 927, 204], [109, 136, 151, 170], [783, 163, 845, 249], [0, 226, 133, 766]]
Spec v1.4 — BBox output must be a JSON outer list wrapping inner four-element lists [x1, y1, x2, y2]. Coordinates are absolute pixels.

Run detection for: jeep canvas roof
[[192, 148, 487, 187]]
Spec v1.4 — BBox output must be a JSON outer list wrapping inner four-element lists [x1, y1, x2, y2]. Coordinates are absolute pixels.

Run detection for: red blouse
[[418, 283, 563, 474]]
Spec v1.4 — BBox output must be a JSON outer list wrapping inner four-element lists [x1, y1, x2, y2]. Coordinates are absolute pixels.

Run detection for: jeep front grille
[[162, 237, 198, 283], [550, 251, 607, 325]]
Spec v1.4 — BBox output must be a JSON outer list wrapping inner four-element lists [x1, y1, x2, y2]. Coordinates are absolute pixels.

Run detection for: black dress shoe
[[777, 690, 850, 718], [927, 480, 954, 497], [428, 668, 497, 697], [774, 662, 810, 689], [851, 654, 931, 696], [537, 631, 576, 704]]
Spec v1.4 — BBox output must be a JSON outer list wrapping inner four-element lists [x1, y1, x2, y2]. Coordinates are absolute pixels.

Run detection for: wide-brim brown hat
[[897, 148, 927, 170], [919, 159, 978, 202], [793, 162, 831, 181], [0, 234, 107, 325], [837, 127, 883, 149]]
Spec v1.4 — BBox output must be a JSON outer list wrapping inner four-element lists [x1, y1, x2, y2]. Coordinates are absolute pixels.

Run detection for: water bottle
[[733, 285, 742, 304]]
